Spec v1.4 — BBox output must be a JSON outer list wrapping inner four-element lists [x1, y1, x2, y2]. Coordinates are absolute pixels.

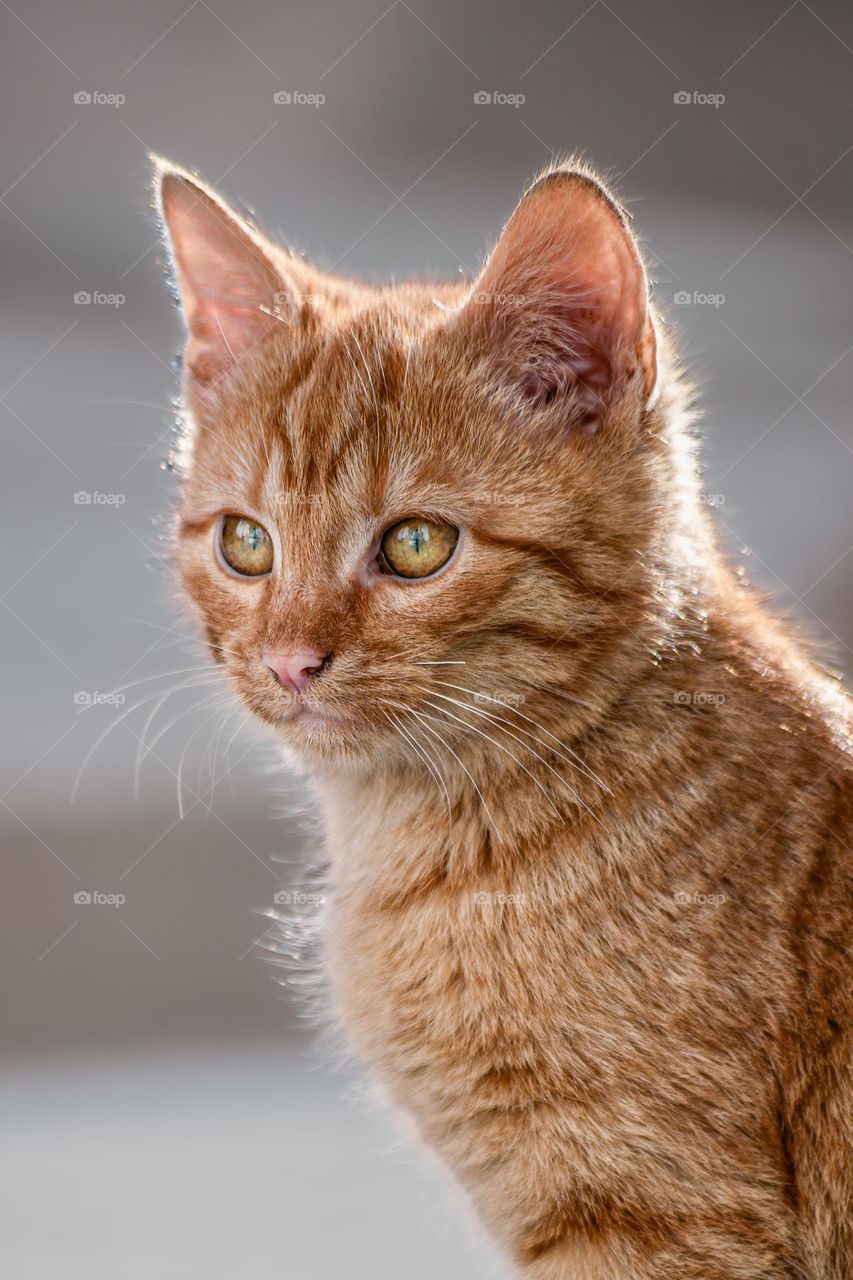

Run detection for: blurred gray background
[[1, 1, 851, 1276]]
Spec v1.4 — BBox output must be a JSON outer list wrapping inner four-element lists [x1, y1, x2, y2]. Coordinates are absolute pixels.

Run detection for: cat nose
[[262, 645, 329, 693]]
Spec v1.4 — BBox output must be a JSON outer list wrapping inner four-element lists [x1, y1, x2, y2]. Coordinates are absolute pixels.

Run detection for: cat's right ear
[[454, 164, 657, 429], [154, 158, 304, 398]]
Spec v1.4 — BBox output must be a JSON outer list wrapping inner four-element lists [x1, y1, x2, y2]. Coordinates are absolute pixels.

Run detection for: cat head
[[155, 156, 680, 774]]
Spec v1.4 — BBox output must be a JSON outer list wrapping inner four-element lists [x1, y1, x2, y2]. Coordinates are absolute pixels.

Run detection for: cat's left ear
[[154, 158, 308, 396], [457, 165, 657, 425]]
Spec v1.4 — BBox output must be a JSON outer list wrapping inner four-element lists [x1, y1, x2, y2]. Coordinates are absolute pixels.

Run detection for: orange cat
[[155, 156, 852, 1279]]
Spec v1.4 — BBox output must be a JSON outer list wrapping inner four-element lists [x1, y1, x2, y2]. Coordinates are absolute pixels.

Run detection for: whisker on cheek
[[432, 680, 611, 796], [382, 699, 502, 841], [427, 689, 601, 825], [411, 660, 467, 666], [420, 700, 563, 821], [381, 709, 453, 827]]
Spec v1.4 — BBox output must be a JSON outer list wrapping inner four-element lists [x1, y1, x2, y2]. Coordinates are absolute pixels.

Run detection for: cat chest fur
[[321, 787, 797, 1268]]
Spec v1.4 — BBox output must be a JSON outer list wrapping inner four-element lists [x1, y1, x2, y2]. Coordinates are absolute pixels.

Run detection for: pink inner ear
[[469, 173, 654, 418], [517, 344, 612, 419], [183, 288, 277, 388], [160, 172, 282, 388]]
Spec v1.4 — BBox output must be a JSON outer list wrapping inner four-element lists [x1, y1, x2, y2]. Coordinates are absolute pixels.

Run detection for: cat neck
[[315, 579, 750, 902], [315, 545, 842, 911]]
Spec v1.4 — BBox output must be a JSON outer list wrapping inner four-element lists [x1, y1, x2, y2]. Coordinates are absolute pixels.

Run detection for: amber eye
[[380, 517, 458, 579], [217, 515, 274, 578]]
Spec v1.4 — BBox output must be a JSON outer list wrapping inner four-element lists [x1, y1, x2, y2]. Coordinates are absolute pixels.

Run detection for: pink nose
[[262, 645, 329, 693]]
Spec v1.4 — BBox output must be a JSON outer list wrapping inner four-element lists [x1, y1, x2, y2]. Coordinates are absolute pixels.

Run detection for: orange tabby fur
[[155, 156, 852, 1279]]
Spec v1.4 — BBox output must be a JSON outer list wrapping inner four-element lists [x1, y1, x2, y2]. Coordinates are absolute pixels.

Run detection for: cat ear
[[154, 158, 297, 393], [460, 165, 657, 425]]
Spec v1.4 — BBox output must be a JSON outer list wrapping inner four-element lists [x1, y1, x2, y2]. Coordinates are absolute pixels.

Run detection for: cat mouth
[[277, 701, 355, 733]]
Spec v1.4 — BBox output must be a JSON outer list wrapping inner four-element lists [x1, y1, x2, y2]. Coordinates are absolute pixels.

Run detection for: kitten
[[154, 156, 852, 1279]]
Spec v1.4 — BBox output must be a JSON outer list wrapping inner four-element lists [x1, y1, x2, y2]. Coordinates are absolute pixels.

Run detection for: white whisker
[[223, 710, 252, 793], [70, 676, 221, 802], [396, 708, 453, 825], [412, 660, 467, 666], [428, 690, 600, 823], [421, 700, 563, 821], [77, 664, 223, 709], [124, 616, 245, 663], [433, 681, 611, 796], [384, 700, 501, 840], [136, 690, 225, 793], [515, 675, 597, 712], [177, 704, 229, 819], [381, 710, 450, 824], [204, 704, 238, 811]]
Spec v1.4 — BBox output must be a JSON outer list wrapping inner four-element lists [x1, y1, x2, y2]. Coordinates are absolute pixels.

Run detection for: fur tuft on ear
[[458, 161, 657, 428], [153, 157, 292, 394]]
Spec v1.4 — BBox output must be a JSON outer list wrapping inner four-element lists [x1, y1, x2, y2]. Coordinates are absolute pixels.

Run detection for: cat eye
[[217, 514, 274, 578], [380, 517, 458, 580]]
